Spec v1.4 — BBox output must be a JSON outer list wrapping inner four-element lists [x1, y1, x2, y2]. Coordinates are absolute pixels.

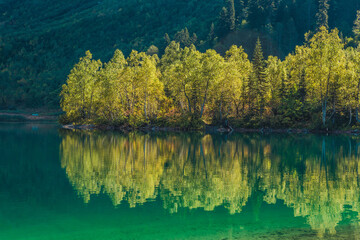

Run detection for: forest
[[2, 0, 360, 110], [60, 24, 360, 130]]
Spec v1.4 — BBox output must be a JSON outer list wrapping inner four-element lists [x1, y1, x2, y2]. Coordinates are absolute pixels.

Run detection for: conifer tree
[[207, 23, 215, 42], [252, 38, 268, 114], [298, 68, 307, 104], [164, 33, 171, 46], [247, 0, 268, 29], [146, 45, 159, 56], [174, 28, 197, 47], [316, 0, 330, 30], [219, 7, 230, 37], [227, 0, 236, 31], [235, 0, 247, 25], [191, 33, 198, 45], [353, 10, 360, 42]]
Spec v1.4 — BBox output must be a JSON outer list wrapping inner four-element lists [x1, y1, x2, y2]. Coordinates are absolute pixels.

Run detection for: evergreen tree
[[235, 0, 247, 25], [253, 38, 268, 113], [227, 0, 236, 31], [219, 7, 230, 37], [304, 0, 316, 31], [316, 0, 330, 30], [298, 68, 307, 104], [164, 33, 171, 46], [252, 38, 268, 114], [191, 33, 198, 45], [247, 0, 268, 29], [174, 28, 190, 47], [207, 23, 215, 42], [146, 45, 159, 56], [353, 10, 360, 41], [174, 28, 197, 48]]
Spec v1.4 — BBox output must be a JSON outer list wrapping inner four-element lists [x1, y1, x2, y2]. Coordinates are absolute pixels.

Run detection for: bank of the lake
[[0, 110, 61, 122], [61, 123, 360, 135]]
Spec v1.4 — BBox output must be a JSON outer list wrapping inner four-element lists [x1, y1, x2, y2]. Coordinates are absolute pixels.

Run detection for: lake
[[1, 123, 360, 239]]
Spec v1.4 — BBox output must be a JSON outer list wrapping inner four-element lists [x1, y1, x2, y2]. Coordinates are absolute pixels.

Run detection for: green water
[[1, 123, 360, 239]]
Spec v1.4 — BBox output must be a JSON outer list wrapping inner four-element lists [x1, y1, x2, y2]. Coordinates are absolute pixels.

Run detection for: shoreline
[[0, 111, 59, 122], [6, 111, 357, 135], [61, 124, 360, 135]]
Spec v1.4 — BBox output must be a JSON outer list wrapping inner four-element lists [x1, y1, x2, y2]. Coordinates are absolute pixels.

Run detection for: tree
[[162, 44, 224, 122], [247, 0, 269, 29], [316, 0, 330, 30], [173, 28, 197, 48], [305, 27, 345, 127], [124, 51, 164, 125], [60, 51, 102, 122], [98, 49, 126, 123], [235, 0, 247, 25], [208, 23, 215, 42], [146, 45, 159, 56], [227, 0, 236, 31], [353, 10, 360, 43], [164, 33, 171, 46], [265, 55, 284, 114], [202, 50, 226, 120], [252, 38, 268, 114], [161, 44, 202, 117], [225, 45, 252, 117], [345, 47, 360, 124], [219, 7, 230, 37], [279, 46, 311, 123]]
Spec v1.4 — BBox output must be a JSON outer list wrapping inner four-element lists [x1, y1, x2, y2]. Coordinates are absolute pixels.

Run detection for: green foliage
[[227, 0, 236, 31], [316, 0, 330, 30], [60, 26, 360, 130], [353, 10, 360, 43], [3, 0, 360, 109], [61, 49, 164, 127], [60, 51, 102, 122], [252, 38, 268, 113]]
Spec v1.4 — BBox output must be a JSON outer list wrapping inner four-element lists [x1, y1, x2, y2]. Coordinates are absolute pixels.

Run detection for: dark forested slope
[[0, 0, 359, 108]]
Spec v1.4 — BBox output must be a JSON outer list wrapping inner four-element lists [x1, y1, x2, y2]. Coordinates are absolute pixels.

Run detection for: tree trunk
[[184, 85, 192, 114], [200, 80, 210, 118], [356, 77, 360, 123], [144, 91, 147, 120], [88, 92, 94, 119], [219, 101, 222, 121], [322, 100, 327, 127], [349, 108, 352, 126]]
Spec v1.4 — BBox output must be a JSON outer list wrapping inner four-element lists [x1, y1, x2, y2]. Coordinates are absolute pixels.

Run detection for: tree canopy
[[2, 0, 360, 109], [61, 26, 360, 129]]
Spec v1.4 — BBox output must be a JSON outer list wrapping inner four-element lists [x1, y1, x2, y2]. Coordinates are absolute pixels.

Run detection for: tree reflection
[[60, 131, 360, 236]]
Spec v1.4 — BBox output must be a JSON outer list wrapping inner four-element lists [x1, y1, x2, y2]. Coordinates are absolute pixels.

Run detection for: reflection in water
[[60, 131, 360, 237]]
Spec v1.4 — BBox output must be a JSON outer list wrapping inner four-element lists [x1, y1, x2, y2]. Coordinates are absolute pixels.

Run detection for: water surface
[[1, 123, 360, 239]]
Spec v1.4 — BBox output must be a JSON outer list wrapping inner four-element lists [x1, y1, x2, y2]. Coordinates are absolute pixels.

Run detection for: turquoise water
[[1, 123, 360, 239]]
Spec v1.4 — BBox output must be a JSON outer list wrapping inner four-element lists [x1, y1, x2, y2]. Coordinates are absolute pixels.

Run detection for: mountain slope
[[0, 0, 222, 107], [0, 0, 360, 108]]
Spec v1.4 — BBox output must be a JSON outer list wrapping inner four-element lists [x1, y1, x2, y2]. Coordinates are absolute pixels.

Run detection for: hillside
[[1, 0, 360, 108]]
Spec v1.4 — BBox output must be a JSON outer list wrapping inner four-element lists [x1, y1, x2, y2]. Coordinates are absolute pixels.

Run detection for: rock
[[62, 124, 95, 130]]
